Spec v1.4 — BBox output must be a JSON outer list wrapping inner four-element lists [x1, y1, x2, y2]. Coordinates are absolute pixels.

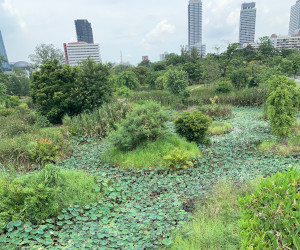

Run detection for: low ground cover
[[0, 107, 299, 248], [103, 133, 199, 169], [208, 121, 233, 135]]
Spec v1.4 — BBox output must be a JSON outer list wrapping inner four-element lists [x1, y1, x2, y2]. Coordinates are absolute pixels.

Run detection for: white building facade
[[289, 1, 300, 35], [239, 2, 257, 46], [270, 31, 300, 52], [188, 0, 206, 56], [63, 42, 101, 66]]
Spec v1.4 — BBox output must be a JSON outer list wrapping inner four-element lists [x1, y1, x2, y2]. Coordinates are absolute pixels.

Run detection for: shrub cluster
[[63, 101, 131, 138], [174, 110, 212, 144], [215, 78, 233, 93], [109, 102, 169, 151], [200, 104, 232, 120], [0, 127, 70, 168], [239, 168, 299, 249], [0, 165, 99, 226]]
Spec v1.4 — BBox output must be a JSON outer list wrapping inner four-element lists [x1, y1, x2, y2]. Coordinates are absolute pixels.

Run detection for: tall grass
[[129, 87, 267, 108], [62, 101, 132, 138], [169, 181, 256, 250], [0, 127, 70, 169]]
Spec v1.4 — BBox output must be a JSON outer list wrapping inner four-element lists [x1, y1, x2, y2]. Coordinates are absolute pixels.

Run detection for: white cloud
[[142, 19, 175, 50], [1, 0, 26, 30]]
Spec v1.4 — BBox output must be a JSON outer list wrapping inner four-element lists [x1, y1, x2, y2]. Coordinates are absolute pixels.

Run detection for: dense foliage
[[166, 68, 189, 95], [266, 76, 300, 142], [239, 168, 299, 249], [174, 110, 212, 144], [0, 165, 99, 226], [31, 59, 112, 123], [109, 102, 169, 151], [116, 71, 140, 90]]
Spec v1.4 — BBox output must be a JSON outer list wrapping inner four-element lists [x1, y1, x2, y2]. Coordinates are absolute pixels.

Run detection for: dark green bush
[[215, 78, 233, 93], [166, 68, 189, 95], [4, 96, 21, 108], [109, 101, 169, 151], [230, 68, 250, 89], [174, 110, 212, 144], [0, 165, 99, 226], [239, 168, 300, 249]]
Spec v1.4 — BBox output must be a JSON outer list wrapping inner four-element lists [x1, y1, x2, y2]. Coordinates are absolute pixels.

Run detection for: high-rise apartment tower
[[239, 2, 257, 46], [289, 0, 300, 35], [188, 0, 206, 56], [74, 19, 94, 44], [0, 30, 9, 71]]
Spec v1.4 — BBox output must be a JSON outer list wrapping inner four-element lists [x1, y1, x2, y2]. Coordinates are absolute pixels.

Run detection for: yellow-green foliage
[[103, 133, 199, 169], [208, 122, 233, 135], [0, 165, 99, 226], [164, 148, 195, 170], [239, 168, 299, 249], [0, 127, 70, 168], [169, 182, 256, 250], [258, 123, 300, 155]]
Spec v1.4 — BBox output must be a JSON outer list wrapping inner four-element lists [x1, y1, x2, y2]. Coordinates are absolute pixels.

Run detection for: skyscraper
[[0, 30, 9, 71], [188, 0, 206, 56], [289, 0, 300, 35], [239, 2, 257, 46], [74, 19, 94, 44]]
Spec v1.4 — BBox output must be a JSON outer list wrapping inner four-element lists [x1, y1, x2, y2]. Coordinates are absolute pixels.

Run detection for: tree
[[289, 53, 300, 78], [266, 76, 300, 143], [0, 83, 6, 107], [230, 68, 250, 89], [150, 61, 166, 71], [29, 44, 64, 68], [75, 59, 113, 111], [182, 61, 203, 85], [138, 59, 151, 68], [145, 71, 163, 90], [5, 68, 30, 96], [165, 53, 186, 66], [117, 71, 140, 90], [130, 66, 148, 85], [166, 68, 189, 95], [31, 60, 78, 123], [258, 36, 277, 58], [219, 43, 240, 77]]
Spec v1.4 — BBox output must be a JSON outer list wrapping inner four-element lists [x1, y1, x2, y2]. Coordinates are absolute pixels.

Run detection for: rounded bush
[[174, 110, 212, 144], [109, 101, 169, 151], [215, 78, 233, 93]]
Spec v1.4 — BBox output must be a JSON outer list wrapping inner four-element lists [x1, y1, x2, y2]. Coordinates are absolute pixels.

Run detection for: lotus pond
[[1, 107, 299, 249]]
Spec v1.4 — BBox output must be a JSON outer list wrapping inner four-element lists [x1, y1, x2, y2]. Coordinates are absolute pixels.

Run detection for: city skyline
[[0, 0, 296, 65]]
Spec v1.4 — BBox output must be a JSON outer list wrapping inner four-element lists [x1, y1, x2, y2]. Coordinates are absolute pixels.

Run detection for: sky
[[0, 0, 296, 65]]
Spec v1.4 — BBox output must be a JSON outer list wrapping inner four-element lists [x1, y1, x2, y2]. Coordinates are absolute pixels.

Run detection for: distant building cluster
[[1, 1, 300, 69]]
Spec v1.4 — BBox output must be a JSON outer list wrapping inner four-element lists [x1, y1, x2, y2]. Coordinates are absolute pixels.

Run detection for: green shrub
[[34, 114, 51, 128], [0, 108, 14, 117], [215, 78, 233, 93], [166, 68, 189, 95], [117, 71, 140, 90], [230, 68, 250, 89], [266, 76, 300, 142], [174, 110, 212, 144], [103, 133, 199, 169], [4, 96, 21, 108], [0, 165, 99, 226], [63, 101, 131, 138], [239, 168, 300, 249], [0, 127, 70, 168], [108, 101, 169, 151], [200, 104, 232, 120], [116, 86, 132, 98], [145, 71, 163, 90], [164, 148, 194, 171]]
